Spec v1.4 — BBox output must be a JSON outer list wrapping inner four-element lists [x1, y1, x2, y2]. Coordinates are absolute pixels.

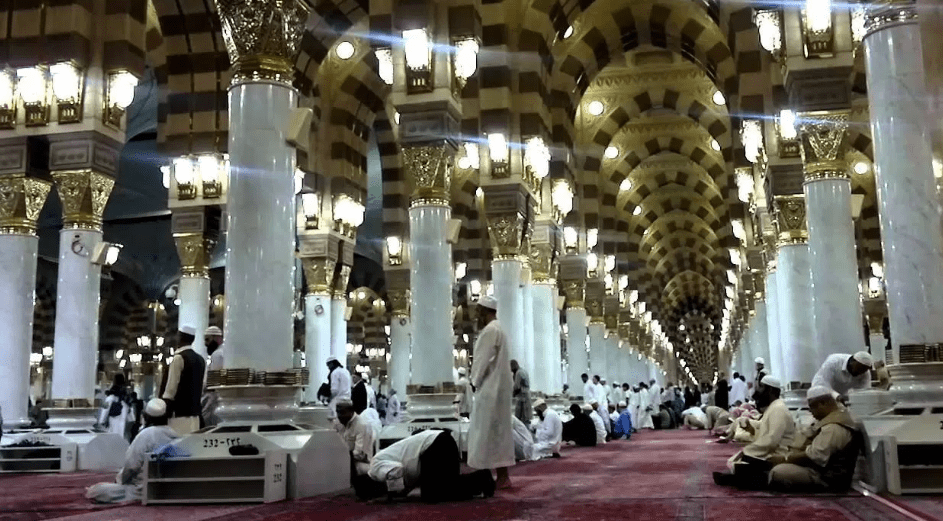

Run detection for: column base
[[295, 405, 333, 429], [45, 406, 98, 430], [782, 385, 811, 411], [378, 390, 468, 453], [213, 385, 301, 424], [887, 362, 943, 404]]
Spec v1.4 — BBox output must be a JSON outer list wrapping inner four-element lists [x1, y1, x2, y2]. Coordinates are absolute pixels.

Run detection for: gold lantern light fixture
[[0, 69, 15, 128], [50, 62, 83, 124], [104, 70, 138, 128], [403, 28, 432, 93], [17, 66, 50, 126]]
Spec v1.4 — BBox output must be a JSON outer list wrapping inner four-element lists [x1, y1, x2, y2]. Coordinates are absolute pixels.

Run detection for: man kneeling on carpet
[[353, 428, 495, 503], [766, 386, 863, 492], [86, 399, 179, 503]]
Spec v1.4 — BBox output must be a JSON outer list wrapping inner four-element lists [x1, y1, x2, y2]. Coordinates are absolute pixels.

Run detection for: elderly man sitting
[[612, 401, 633, 440], [532, 399, 562, 459], [767, 386, 863, 492]]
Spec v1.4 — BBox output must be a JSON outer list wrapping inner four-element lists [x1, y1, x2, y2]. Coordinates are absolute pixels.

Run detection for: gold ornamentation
[[403, 145, 452, 203], [562, 280, 585, 308], [774, 195, 808, 244], [215, 0, 309, 86], [302, 257, 335, 295], [0, 175, 52, 235], [174, 233, 215, 277], [799, 111, 850, 182], [865, 0, 917, 37], [587, 300, 604, 322], [334, 264, 351, 298], [529, 243, 555, 282], [51, 170, 114, 230], [388, 289, 410, 317], [487, 212, 526, 258]]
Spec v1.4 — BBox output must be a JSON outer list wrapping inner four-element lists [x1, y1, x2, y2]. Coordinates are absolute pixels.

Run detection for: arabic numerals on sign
[[273, 462, 283, 483], [202, 437, 242, 448]]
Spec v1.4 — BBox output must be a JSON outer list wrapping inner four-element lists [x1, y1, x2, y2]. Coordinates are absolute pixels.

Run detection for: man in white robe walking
[[468, 295, 515, 489]]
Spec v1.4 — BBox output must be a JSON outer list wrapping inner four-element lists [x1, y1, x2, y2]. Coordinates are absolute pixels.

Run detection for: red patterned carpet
[[1, 429, 940, 521]]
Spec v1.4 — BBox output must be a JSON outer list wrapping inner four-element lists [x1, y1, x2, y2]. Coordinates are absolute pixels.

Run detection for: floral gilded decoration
[[215, 0, 308, 84], [799, 111, 849, 181], [487, 212, 525, 258], [334, 264, 352, 297], [403, 145, 452, 204], [388, 290, 410, 317], [0, 176, 52, 235], [529, 243, 554, 282], [562, 280, 586, 308], [51, 170, 114, 230], [174, 233, 214, 277], [774, 195, 808, 244], [302, 257, 335, 295]]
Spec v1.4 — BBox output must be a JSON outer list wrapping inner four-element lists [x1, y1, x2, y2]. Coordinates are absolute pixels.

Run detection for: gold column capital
[[215, 0, 309, 86], [333, 263, 351, 299], [403, 144, 453, 206], [587, 300, 605, 324], [301, 257, 335, 296], [799, 110, 850, 182], [0, 175, 51, 235], [773, 195, 808, 245], [487, 212, 527, 260], [174, 233, 216, 277], [529, 242, 556, 283], [388, 289, 410, 317], [52, 170, 114, 231], [562, 279, 586, 309]]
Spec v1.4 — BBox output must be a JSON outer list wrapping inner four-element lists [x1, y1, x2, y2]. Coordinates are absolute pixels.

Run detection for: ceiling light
[[587, 100, 604, 116], [853, 161, 869, 175], [633, 206, 642, 216], [454, 38, 480, 81], [712, 91, 726, 106], [552, 180, 573, 215], [376, 48, 394, 85], [604, 146, 619, 159], [563, 26, 574, 39], [50, 62, 81, 102], [336, 41, 355, 60], [620, 179, 632, 191], [524, 136, 551, 179], [710, 139, 721, 152], [17, 67, 47, 105]]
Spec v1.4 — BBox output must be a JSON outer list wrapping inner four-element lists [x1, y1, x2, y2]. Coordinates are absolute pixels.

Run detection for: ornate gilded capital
[[388, 289, 410, 317], [52, 170, 114, 230], [487, 212, 527, 260], [865, 0, 917, 38], [587, 300, 604, 323], [215, 0, 308, 86], [799, 111, 850, 182], [773, 195, 808, 245], [302, 257, 335, 296], [529, 243, 556, 283], [562, 279, 585, 308], [333, 264, 351, 299], [174, 233, 216, 277], [0, 175, 51, 235], [403, 144, 453, 205]]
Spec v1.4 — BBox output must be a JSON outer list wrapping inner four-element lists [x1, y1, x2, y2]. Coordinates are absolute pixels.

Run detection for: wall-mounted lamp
[[198, 154, 226, 198], [802, 0, 834, 57], [458, 142, 480, 170], [586, 252, 598, 276], [92, 242, 123, 266], [333, 194, 365, 237], [0, 69, 15, 128], [604, 254, 615, 273], [375, 48, 394, 85], [453, 37, 479, 89], [731, 219, 746, 241], [455, 261, 467, 281], [469, 279, 482, 301], [587, 228, 598, 249], [754, 9, 783, 57], [563, 226, 578, 252], [300, 187, 319, 229], [404, 29, 432, 93], [104, 70, 138, 128], [552, 180, 573, 219], [17, 67, 49, 126], [50, 62, 83, 123], [387, 236, 403, 265], [729, 248, 742, 267], [777, 109, 800, 157], [523, 136, 550, 181], [487, 133, 509, 177], [171, 154, 228, 202], [740, 120, 763, 164]]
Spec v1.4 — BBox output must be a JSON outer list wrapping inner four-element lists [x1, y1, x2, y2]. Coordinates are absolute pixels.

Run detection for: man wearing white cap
[[587, 401, 607, 444], [86, 399, 179, 503], [767, 386, 863, 492], [532, 399, 562, 459], [204, 326, 225, 370], [455, 367, 472, 418], [811, 351, 873, 403], [326, 356, 352, 417], [162, 326, 206, 434], [753, 358, 767, 399], [467, 295, 515, 489]]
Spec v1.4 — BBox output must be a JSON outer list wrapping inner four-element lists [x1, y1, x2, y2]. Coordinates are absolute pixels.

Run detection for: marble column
[[800, 111, 864, 363], [50, 170, 114, 405], [565, 307, 588, 390], [493, 259, 525, 366], [301, 257, 334, 402], [765, 263, 783, 380], [520, 264, 535, 381], [752, 301, 770, 374], [404, 145, 454, 387], [388, 290, 411, 397], [174, 233, 215, 357], [0, 176, 50, 427], [219, 0, 307, 371], [774, 196, 816, 387], [531, 281, 557, 395], [331, 264, 351, 365], [587, 321, 606, 379], [864, 1, 943, 362]]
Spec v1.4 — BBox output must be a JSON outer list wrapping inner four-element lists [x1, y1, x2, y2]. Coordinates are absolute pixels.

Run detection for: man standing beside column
[[163, 326, 206, 434]]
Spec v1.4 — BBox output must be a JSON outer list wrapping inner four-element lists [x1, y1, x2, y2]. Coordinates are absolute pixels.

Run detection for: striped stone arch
[[635, 211, 720, 263], [376, 107, 407, 239], [663, 271, 719, 311], [845, 122, 882, 263], [621, 175, 725, 228], [101, 277, 149, 352], [347, 287, 386, 348]]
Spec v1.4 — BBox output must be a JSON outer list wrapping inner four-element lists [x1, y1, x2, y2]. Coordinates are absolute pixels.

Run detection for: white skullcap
[[581, 403, 594, 412], [618, 401, 627, 407], [590, 399, 599, 406], [457, 367, 467, 375], [326, 356, 338, 364], [533, 399, 546, 408], [179, 325, 197, 336], [478, 295, 498, 311], [754, 357, 765, 365], [853, 351, 874, 368], [144, 398, 167, 417], [601, 378, 607, 383], [806, 386, 834, 401], [760, 375, 781, 389], [205, 326, 222, 336]]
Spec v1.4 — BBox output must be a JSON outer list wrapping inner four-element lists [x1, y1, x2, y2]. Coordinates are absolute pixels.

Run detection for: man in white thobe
[[582, 373, 596, 403], [205, 326, 225, 370], [609, 382, 624, 406], [334, 399, 375, 476], [586, 403, 607, 444], [626, 385, 640, 431], [511, 415, 534, 461], [387, 390, 402, 424], [682, 406, 708, 429], [648, 380, 662, 410], [636, 383, 655, 429], [810, 351, 873, 402], [455, 367, 472, 417], [729, 372, 747, 405], [467, 295, 515, 489], [532, 399, 562, 459], [85, 399, 178, 503], [594, 377, 609, 433], [326, 356, 352, 417]]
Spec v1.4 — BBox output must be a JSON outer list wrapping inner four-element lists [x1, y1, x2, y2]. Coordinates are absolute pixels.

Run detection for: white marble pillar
[[331, 296, 348, 365], [752, 301, 770, 374], [303, 294, 332, 402], [588, 322, 607, 379], [531, 282, 556, 394], [224, 81, 296, 371], [0, 234, 40, 427], [520, 269, 535, 382], [765, 270, 782, 379], [565, 307, 588, 389], [493, 259, 526, 370], [409, 203, 453, 386], [777, 244, 816, 385], [51, 228, 104, 403], [550, 297, 563, 393], [864, 5, 943, 362], [178, 275, 210, 357], [389, 315, 411, 397], [605, 335, 619, 384], [805, 177, 864, 362]]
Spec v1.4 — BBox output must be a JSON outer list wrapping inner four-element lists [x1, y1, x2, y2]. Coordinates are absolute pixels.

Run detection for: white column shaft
[[805, 178, 864, 362], [178, 275, 210, 357], [51, 228, 102, 402], [389, 317, 411, 396], [520, 279, 535, 383], [304, 294, 332, 402], [565, 308, 588, 389], [0, 234, 39, 426], [777, 244, 815, 385], [752, 301, 770, 375], [765, 271, 782, 379], [408, 204, 453, 386], [588, 323, 606, 378], [493, 259, 525, 370], [224, 82, 296, 370], [864, 21, 943, 361], [331, 298, 348, 364], [531, 283, 556, 394]]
